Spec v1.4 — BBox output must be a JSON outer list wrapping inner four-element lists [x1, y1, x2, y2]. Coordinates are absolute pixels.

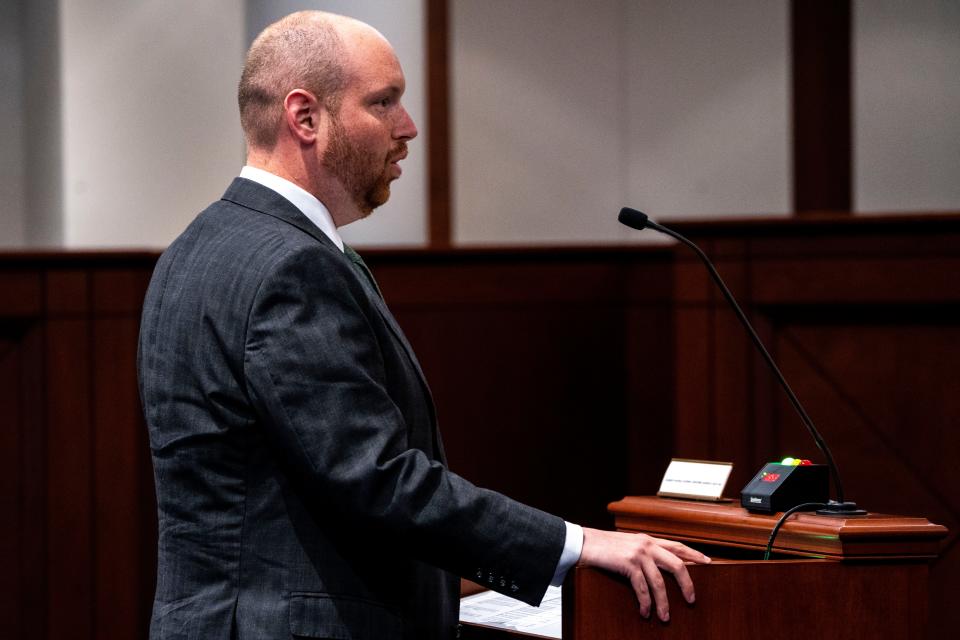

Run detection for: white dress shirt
[[240, 165, 344, 252]]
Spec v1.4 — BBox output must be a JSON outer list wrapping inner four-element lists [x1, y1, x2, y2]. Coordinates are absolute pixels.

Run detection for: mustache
[[388, 143, 408, 162]]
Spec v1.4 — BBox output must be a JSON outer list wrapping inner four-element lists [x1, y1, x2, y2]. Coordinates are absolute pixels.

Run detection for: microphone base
[[816, 500, 868, 517]]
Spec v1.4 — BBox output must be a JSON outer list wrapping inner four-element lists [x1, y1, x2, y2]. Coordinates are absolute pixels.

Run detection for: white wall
[[6, 0, 64, 246], [451, 0, 790, 246], [246, 0, 428, 247], [3, 0, 959, 249], [60, 0, 245, 247], [854, 0, 960, 213], [623, 0, 790, 221], [0, 0, 26, 246], [452, 0, 628, 245], [3, 0, 426, 248]]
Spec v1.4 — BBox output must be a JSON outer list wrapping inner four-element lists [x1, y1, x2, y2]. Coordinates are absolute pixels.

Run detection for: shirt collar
[[239, 165, 344, 252]]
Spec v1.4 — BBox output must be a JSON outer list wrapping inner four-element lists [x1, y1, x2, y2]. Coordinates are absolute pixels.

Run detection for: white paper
[[658, 459, 733, 500], [459, 585, 562, 639]]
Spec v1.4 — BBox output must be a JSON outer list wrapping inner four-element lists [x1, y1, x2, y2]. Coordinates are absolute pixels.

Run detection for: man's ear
[[283, 89, 321, 144]]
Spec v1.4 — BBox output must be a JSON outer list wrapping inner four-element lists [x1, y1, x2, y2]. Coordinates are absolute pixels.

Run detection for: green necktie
[[343, 244, 383, 299]]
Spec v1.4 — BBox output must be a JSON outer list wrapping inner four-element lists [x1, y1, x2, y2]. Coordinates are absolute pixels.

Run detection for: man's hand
[[579, 528, 711, 622]]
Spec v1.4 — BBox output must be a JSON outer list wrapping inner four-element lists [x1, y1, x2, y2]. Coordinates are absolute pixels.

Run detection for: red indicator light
[[761, 473, 781, 483]]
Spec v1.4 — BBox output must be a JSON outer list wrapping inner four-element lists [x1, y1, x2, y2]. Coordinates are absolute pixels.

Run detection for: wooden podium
[[462, 496, 947, 640]]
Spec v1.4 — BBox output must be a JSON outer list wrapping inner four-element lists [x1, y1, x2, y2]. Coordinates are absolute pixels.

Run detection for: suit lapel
[[342, 254, 445, 462], [223, 178, 444, 460], [221, 177, 337, 250], [345, 257, 438, 413]]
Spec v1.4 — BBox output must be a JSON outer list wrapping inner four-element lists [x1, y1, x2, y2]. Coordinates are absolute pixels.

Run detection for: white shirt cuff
[[550, 522, 584, 587]]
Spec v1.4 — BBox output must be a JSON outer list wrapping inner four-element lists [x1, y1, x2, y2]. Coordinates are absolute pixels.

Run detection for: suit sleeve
[[242, 244, 566, 605]]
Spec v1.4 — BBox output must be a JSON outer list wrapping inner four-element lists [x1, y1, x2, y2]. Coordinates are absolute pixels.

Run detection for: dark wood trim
[[791, 0, 852, 215], [426, 0, 452, 248]]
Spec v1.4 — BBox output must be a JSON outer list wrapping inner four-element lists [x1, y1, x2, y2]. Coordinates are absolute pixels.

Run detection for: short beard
[[322, 113, 396, 216]]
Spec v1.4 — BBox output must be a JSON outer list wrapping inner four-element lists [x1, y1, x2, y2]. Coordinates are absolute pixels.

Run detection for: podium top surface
[[609, 496, 948, 560]]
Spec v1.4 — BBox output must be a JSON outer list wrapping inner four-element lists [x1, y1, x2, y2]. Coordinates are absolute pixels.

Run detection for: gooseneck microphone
[[619, 207, 865, 516]]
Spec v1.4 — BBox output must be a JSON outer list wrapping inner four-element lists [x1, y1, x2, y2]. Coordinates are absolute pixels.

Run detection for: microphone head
[[618, 207, 649, 231]]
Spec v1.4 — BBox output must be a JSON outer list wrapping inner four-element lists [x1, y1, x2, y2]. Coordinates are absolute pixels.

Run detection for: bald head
[[238, 11, 380, 150], [238, 11, 416, 224]]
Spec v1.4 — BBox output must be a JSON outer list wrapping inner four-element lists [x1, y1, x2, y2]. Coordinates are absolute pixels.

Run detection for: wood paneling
[[0, 255, 156, 640], [0, 271, 42, 316], [669, 214, 960, 636], [0, 324, 38, 640], [375, 249, 673, 527], [2, 215, 958, 637], [563, 562, 929, 640], [45, 313, 94, 639]]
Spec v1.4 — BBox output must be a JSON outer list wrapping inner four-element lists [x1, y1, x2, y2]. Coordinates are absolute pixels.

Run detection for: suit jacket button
[[511, 582, 519, 592], [476, 569, 483, 579]]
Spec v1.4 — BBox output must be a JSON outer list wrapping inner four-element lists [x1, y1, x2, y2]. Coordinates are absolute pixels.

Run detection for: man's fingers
[[642, 539, 700, 605], [630, 550, 696, 620], [580, 528, 707, 621], [657, 550, 696, 604], [656, 537, 712, 564], [640, 556, 670, 621], [629, 571, 652, 618]]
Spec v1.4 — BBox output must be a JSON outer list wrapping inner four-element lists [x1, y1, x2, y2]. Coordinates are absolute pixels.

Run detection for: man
[[138, 11, 709, 640]]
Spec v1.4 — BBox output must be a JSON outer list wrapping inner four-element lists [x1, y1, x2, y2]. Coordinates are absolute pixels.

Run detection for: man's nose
[[395, 105, 418, 141]]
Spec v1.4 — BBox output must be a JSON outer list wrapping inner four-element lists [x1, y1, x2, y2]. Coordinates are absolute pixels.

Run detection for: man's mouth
[[388, 147, 407, 177]]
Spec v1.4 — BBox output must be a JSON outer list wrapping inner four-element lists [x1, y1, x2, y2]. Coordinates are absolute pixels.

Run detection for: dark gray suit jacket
[[138, 178, 566, 640]]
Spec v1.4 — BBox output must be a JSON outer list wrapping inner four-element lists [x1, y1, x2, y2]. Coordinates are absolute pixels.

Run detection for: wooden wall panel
[[0, 255, 157, 640], [395, 305, 628, 528], [749, 313, 780, 473], [713, 305, 752, 470], [0, 330, 25, 639], [18, 323, 46, 639], [671, 214, 960, 636], [46, 270, 89, 314], [93, 315, 149, 640], [375, 250, 674, 528], [45, 313, 94, 640], [673, 305, 712, 461], [0, 271, 42, 316], [773, 320, 960, 634], [623, 305, 675, 495], [2, 217, 958, 637]]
